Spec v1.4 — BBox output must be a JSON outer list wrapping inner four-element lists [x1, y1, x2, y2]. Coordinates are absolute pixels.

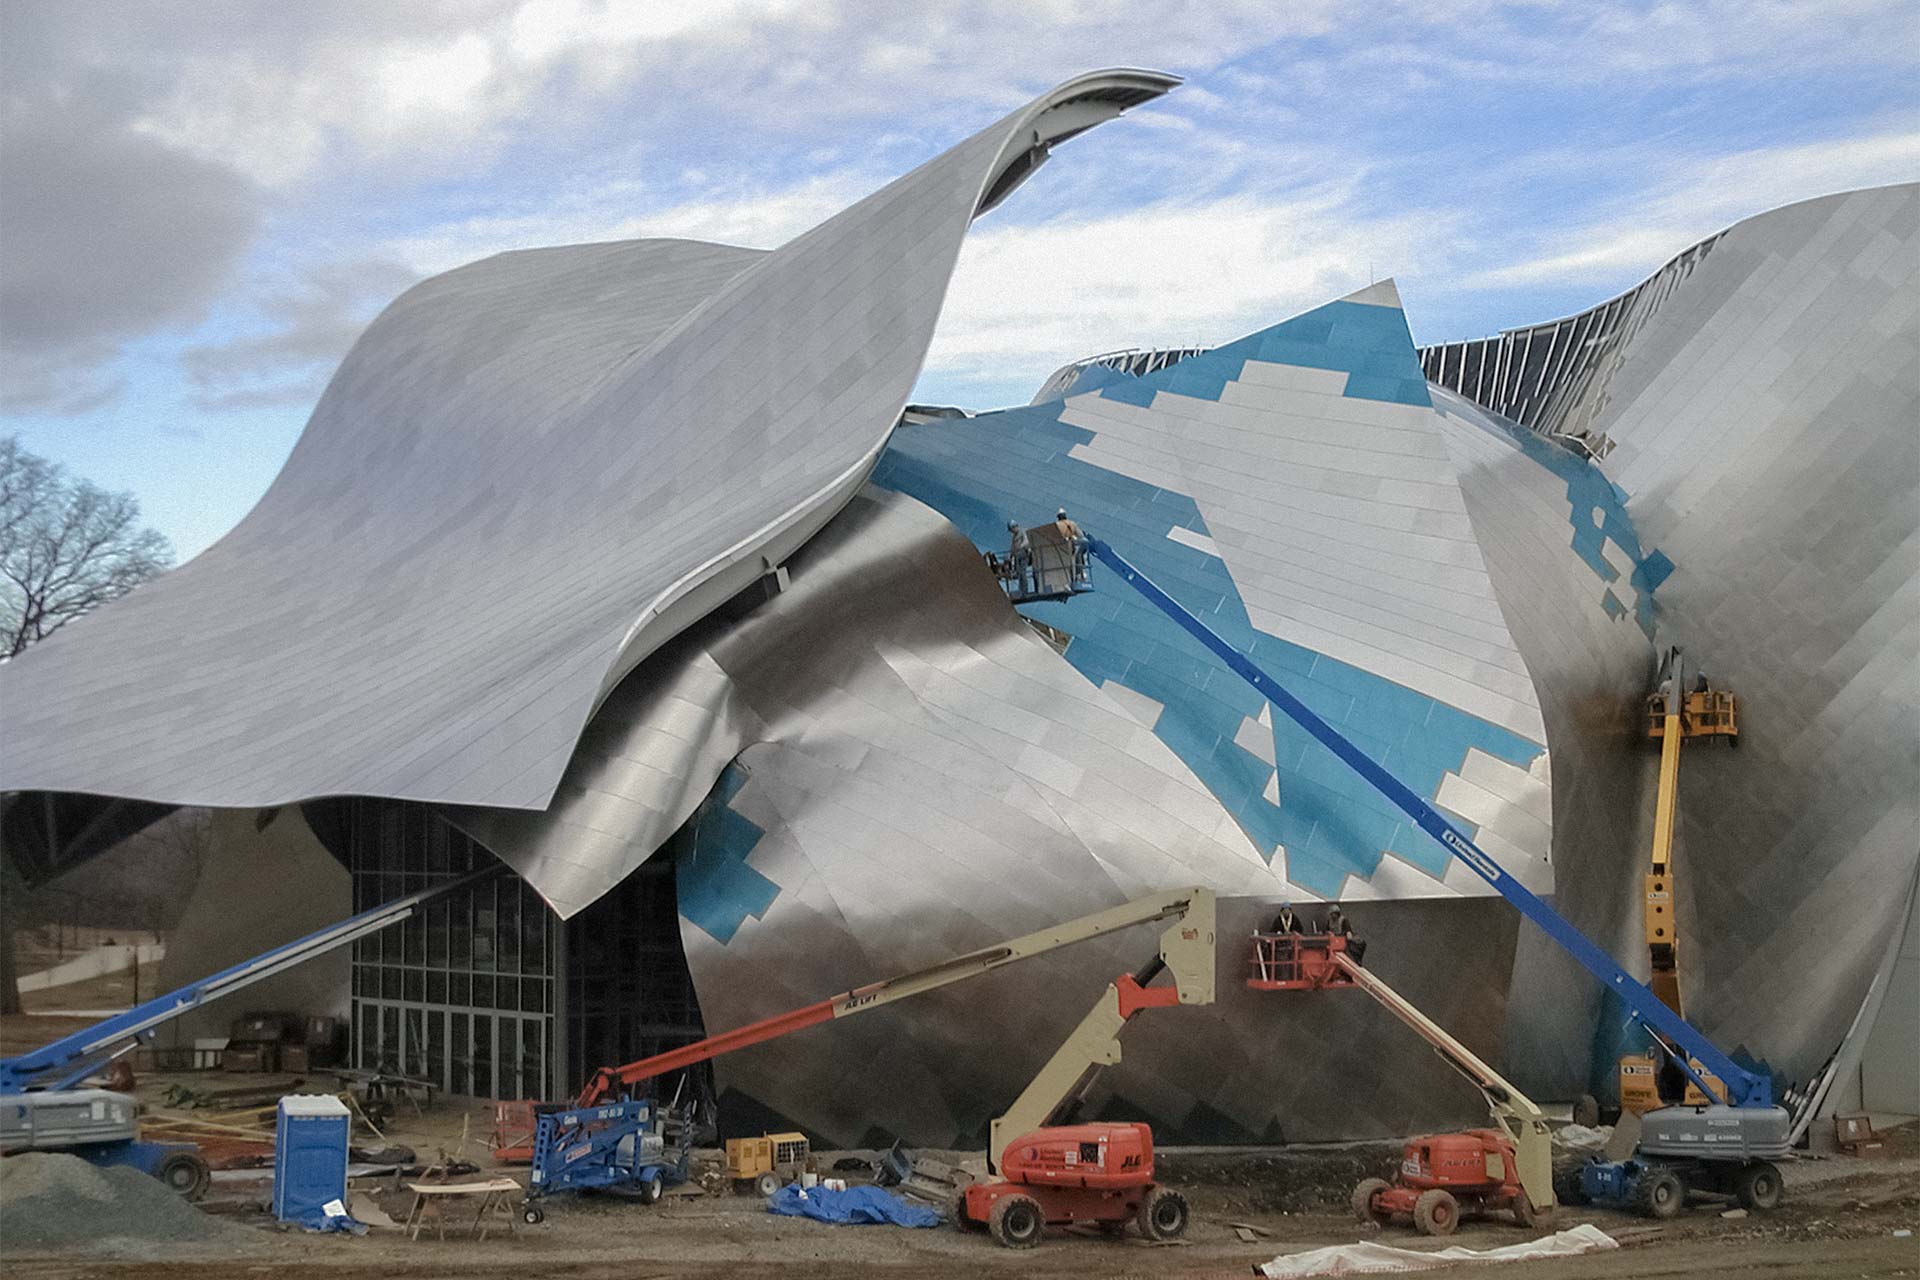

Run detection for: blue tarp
[[766, 1183, 941, 1228]]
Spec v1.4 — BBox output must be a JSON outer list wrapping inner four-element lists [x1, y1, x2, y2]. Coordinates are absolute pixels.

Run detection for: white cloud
[[1469, 128, 1920, 289], [925, 187, 1454, 392]]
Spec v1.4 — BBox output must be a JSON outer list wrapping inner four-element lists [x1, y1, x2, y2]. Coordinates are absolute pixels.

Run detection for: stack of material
[[0, 1152, 257, 1255]]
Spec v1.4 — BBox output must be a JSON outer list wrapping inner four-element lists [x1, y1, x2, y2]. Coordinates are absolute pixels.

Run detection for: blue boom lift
[[990, 513, 1792, 1217], [519, 1087, 698, 1224], [1, 868, 494, 1199]]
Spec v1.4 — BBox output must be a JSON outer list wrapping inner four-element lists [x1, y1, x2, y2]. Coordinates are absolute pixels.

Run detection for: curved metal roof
[[0, 70, 1178, 810]]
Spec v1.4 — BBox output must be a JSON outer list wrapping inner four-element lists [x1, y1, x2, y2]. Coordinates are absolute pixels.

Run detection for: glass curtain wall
[[342, 799, 555, 1100], [564, 856, 705, 1101]]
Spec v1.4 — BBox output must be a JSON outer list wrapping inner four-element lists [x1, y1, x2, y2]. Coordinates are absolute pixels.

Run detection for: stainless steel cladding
[[0, 70, 1181, 811]]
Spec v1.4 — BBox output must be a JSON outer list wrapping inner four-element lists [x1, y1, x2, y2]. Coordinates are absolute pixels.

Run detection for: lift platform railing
[[1246, 934, 1358, 991]]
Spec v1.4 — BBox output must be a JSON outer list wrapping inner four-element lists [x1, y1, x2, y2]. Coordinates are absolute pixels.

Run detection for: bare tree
[[1, 436, 175, 1012], [0, 435, 173, 657]]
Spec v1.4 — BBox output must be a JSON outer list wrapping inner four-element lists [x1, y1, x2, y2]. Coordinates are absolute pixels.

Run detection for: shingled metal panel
[[0, 69, 1180, 812]]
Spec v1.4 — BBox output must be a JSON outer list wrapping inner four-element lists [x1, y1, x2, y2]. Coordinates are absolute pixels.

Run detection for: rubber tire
[[988, 1193, 1045, 1249], [522, 1205, 545, 1225], [1351, 1177, 1392, 1225], [948, 1187, 973, 1231], [639, 1173, 663, 1205], [1512, 1191, 1551, 1229], [155, 1151, 210, 1202], [1635, 1169, 1685, 1219], [1734, 1161, 1783, 1212], [1412, 1188, 1459, 1237], [755, 1171, 780, 1198], [1136, 1186, 1189, 1241]]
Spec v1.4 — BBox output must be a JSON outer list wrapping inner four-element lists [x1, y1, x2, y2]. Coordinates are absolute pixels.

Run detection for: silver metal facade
[[1431, 185, 1920, 1095], [0, 69, 1179, 812], [1, 67, 1910, 1144], [452, 486, 1293, 917]]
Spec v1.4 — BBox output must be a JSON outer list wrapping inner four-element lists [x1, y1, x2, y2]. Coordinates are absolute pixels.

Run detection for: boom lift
[[0, 868, 494, 1199], [990, 515, 1791, 1215], [505, 887, 1216, 1247], [1250, 934, 1552, 1235], [1619, 646, 1739, 1115]]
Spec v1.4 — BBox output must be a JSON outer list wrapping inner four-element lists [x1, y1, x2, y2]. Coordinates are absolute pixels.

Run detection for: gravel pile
[[0, 1152, 255, 1255]]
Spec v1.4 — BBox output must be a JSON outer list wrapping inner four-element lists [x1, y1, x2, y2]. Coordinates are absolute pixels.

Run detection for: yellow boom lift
[[1619, 646, 1739, 1113]]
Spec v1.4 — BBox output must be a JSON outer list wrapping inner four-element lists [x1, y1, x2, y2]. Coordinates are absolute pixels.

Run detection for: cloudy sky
[[2, 1, 1915, 560]]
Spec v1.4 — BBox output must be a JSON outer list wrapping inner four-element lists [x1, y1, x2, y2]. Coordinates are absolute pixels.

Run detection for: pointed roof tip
[[1341, 278, 1404, 310]]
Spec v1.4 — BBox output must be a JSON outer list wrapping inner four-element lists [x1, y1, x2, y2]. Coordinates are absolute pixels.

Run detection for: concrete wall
[[154, 807, 350, 1049]]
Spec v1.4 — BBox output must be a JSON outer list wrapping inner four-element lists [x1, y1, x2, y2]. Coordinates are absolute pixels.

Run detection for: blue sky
[[3, 1, 1915, 561]]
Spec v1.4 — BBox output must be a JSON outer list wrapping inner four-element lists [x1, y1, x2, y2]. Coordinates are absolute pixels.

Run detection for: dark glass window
[[498, 889, 519, 974], [471, 1016, 492, 1098], [344, 797, 556, 1100], [427, 1010, 446, 1092], [450, 1012, 470, 1095]]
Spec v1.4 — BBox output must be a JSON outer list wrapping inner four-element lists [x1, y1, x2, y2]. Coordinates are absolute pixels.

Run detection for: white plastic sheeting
[[1255, 1223, 1619, 1278]]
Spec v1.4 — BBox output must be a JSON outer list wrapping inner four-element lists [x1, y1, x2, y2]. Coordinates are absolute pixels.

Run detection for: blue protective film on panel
[[1092, 299, 1434, 409], [875, 309, 1544, 897], [676, 761, 778, 944], [1449, 402, 1672, 641]]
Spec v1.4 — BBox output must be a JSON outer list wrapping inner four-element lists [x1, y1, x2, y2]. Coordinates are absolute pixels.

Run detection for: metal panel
[[0, 70, 1180, 812]]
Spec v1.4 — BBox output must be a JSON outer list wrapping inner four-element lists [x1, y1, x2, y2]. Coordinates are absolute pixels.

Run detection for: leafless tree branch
[[0, 435, 173, 658]]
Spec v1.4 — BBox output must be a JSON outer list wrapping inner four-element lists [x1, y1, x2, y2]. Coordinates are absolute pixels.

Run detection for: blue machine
[[991, 521, 1793, 1213], [0, 867, 493, 1096], [1073, 534, 1776, 1112], [0, 1088, 210, 1199], [0, 868, 492, 1198], [522, 1099, 692, 1224], [274, 1094, 351, 1225]]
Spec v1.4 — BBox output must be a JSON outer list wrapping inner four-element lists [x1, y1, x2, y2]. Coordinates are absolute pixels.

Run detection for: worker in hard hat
[[1268, 901, 1303, 934], [1006, 519, 1034, 596], [1054, 507, 1089, 591], [1325, 905, 1367, 965]]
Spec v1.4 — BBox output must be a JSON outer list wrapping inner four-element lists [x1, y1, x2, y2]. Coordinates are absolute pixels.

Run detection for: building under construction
[[2, 70, 1915, 1150]]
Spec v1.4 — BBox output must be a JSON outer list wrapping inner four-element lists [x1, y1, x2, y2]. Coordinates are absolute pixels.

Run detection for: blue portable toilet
[[274, 1094, 351, 1225]]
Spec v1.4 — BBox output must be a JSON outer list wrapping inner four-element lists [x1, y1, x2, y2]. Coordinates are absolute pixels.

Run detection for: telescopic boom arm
[[1081, 536, 1771, 1110], [0, 868, 496, 1094], [575, 887, 1213, 1107], [1330, 951, 1552, 1213]]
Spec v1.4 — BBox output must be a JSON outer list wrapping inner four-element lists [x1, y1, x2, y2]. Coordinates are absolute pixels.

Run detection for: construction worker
[[1268, 901, 1303, 934], [1326, 905, 1367, 965], [1005, 519, 1034, 596], [1054, 507, 1090, 591]]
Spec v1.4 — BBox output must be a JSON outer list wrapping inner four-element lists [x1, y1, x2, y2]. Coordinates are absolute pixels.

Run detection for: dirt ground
[[4, 1131, 1915, 1278], [2, 1029, 1915, 1279]]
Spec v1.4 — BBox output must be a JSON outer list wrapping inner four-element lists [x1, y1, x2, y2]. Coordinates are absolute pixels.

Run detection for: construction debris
[[1255, 1222, 1620, 1278]]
